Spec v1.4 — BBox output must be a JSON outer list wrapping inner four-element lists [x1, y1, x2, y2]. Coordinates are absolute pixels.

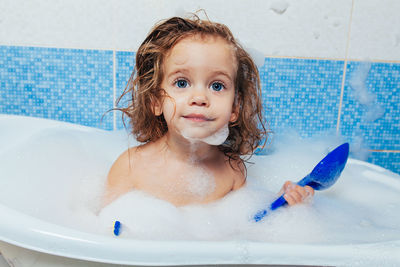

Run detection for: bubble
[[200, 125, 229, 145], [349, 62, 374, 105], [2, 116, 400, 251], [181, 124, 229, 146], [270, 0, 289, 15], [349, 62, 385, 122], [184, 167, 216, 199]]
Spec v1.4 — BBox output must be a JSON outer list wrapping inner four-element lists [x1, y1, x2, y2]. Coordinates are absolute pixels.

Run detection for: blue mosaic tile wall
[[1, 45, 399, 175], [115, 51, 135, 130], [260, 58, 344, 136], [0, 46, 114, 129], [340, 62, 400, 151]]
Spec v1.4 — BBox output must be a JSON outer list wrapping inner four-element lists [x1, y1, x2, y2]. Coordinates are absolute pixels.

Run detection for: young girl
[[104, 15, 314, 207]]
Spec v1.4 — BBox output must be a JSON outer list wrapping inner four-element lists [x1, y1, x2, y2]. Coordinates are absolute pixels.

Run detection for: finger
[[278, 181, 293, 195], [304, 186, 315, 196], [283, 193, 296, 205], [284, 181, 296, 192], [292, 184, 315, 200], [302, 186, 315, 203], [283, 181, 293, 189], [284, 189, 305, 205], [286, 185, 312, 204], [296, 185, 311, 200], [289, 189, 304, 203]]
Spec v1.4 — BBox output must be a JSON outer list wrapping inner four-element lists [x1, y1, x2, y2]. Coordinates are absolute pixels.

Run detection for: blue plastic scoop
[[254, 142, 349, 222]]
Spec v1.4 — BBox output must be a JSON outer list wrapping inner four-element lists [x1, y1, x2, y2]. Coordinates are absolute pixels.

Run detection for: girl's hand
[[279, 181, 314, 205]]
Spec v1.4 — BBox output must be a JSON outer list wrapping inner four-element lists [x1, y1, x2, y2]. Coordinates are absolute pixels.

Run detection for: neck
[[162, 132, 220, 163]]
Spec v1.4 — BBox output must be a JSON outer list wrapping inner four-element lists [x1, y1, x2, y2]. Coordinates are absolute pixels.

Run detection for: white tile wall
[[0, 0, 398, 61], [348, 0, 400, 61], [110, 0, 352, 59], [0, 0, 115, 50]]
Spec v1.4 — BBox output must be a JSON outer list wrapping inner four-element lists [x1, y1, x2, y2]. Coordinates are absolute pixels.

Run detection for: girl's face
[[156, 35, 238, 143]]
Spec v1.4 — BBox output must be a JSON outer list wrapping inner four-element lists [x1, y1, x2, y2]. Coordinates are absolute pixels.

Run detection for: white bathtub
[[1, 115, 400, 266]]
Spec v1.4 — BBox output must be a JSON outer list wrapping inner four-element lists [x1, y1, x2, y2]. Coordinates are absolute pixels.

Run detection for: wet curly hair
[[116, 14, 268, 163]]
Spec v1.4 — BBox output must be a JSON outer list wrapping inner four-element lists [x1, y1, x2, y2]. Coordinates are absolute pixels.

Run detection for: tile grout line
[[0, 44, 400, 64], [336, 0, 355, 134], [112, 49, 117, 131], [369, 149, 400, 153], [2, 44, 400, 64]]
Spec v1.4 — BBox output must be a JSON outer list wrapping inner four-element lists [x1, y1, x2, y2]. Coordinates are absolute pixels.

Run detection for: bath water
[[0, 116, 399, 247]]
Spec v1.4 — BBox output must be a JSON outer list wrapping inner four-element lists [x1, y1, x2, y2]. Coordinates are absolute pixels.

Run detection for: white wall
[[0, 0, 399, 62]]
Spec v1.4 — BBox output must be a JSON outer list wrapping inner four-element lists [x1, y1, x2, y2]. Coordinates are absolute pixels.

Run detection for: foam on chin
[[181, 125, 229, 146]]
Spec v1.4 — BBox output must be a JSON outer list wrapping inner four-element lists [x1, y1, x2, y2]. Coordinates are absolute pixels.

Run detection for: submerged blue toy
[[114, 220, 121, 236], [254, 143, 350, 222]]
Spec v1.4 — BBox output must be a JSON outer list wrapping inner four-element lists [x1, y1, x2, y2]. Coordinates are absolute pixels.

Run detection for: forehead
[[164, 34, 238, 72]]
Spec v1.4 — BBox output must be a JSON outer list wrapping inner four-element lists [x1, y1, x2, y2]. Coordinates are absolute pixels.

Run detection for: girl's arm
[[103, 149, 135, 207]]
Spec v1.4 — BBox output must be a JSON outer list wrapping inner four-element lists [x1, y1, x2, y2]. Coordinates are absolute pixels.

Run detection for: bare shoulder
[[230, 158, 246, 190], [104, 146, 142, 205], [107, 148, 135, 183]]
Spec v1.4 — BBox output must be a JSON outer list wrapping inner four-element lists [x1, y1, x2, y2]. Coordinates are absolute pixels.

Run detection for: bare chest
[[132, 158, 236, 206]]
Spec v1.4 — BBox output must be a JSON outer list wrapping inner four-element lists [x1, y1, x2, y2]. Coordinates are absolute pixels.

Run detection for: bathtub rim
[[1, 157, 400, 266], [1, 114, 400, 265], [1, 200, 400, 266]]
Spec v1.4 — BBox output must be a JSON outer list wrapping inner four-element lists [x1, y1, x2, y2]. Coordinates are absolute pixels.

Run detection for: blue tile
[[340, 62, 400, 150], [0, 45, 114, 130], [2, 44, 399, 178], [115, 51, 135, 130], [260, 58, 344, 137], [368, 152, 400, 176]]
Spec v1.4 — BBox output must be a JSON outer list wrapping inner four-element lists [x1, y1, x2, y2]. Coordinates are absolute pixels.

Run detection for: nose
[[190, 95, 208, 106], [189, 88, 209, 107]]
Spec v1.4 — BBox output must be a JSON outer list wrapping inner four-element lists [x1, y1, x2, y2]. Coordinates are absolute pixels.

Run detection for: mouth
[[183, 114, 213, 122]]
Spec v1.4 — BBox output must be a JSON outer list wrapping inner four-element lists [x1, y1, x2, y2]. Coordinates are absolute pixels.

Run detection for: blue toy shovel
[[254, 142, 350, 222]]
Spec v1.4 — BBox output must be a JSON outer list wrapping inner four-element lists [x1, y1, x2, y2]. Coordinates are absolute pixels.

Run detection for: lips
[[183, 114, 213, 122]]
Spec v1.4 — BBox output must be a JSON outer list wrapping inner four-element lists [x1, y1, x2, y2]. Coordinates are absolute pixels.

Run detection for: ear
[[152, 97, 163, 116], [229, 104, 239, 123]]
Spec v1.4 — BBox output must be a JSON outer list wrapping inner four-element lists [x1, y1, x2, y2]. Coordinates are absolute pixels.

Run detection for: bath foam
[[159, 164, 216, 202], [270, 0, 289, 15], [349, 62, 385, 122], [181, 124, 229, 146], [0, 115, 400, 249], [183, 166, 216, 199], [200, 124, 229, 145]]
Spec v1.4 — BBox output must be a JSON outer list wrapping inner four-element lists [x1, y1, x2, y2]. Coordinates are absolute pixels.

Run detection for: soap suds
[[181, 167, 216, 199], [270, 0, 289, 15], [181, 124, 229, 146], [200, 125, 229, 145], [348, 62, 385, 160], [1, 116, 400, 247], [349, 62, 385, 122]]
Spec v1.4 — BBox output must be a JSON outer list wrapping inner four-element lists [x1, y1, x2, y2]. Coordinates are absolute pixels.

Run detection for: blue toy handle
[[114, 221, 121, 236], [270, 195, 287, 210], [253, 209, 268, 222], [253, 195, 287, 222]]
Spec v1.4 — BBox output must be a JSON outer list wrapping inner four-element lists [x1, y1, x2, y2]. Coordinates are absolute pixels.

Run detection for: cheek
[[217, 103, 235, 122], [162, 98, 177, 122], [222, 96, 236, 121]]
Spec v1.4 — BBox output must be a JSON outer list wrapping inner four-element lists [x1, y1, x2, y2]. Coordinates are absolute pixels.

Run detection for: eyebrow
[[167, 69, 234, 81], [166, 69, 189, 79], [212, 70, 234, 81]]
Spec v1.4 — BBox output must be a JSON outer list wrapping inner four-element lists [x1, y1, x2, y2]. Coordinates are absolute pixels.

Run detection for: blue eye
[[211, 82, 224, 92], [175, 79, 188, 88]]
